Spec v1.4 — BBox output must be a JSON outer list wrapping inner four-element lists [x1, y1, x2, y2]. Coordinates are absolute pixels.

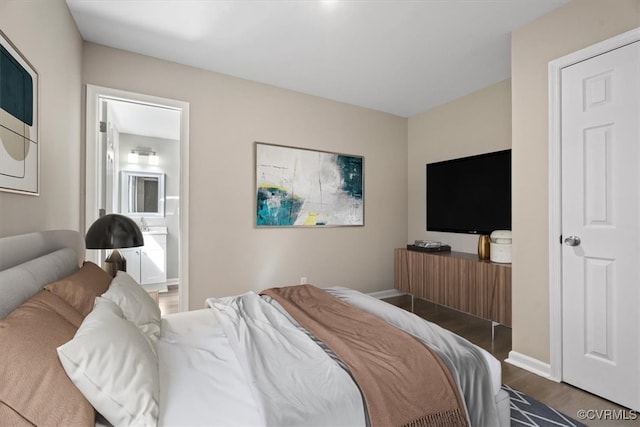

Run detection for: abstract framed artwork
[[256, 142, 364, 227], [0, 30, 39, 195]]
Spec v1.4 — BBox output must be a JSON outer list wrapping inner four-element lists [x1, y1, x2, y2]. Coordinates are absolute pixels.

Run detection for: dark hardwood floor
[[383, 295, 640, 427]]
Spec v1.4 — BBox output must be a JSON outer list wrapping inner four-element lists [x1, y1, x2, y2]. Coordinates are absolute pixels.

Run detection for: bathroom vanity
[[120, 227, 167, 285]]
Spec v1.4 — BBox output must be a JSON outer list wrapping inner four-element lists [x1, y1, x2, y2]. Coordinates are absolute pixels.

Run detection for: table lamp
[[85, 213, 144, 277]]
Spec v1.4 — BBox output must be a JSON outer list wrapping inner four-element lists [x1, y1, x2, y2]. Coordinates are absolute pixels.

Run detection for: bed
[[0, 230, 510, 426]]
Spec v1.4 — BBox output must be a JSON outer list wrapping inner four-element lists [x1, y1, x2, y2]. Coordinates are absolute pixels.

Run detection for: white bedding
[[158, 288, 503, 427], [158, 304, 366, 426], [158, 309, 262, 426]]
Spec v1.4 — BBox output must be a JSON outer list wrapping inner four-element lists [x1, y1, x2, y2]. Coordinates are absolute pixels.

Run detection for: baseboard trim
[[367, 288, 405, 299], [506, 351, 555, 380]]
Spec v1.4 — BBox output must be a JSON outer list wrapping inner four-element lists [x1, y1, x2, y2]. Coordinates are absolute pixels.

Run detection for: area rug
[[502, 384, 587, 427]]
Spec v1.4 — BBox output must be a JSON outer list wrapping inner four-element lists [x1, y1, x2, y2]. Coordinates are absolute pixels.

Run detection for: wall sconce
[[148, 152, 159, 165], [128, 150, 139, 163], [128, 148, 159, 165]]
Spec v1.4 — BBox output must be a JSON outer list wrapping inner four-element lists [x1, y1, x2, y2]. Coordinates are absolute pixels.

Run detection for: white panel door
[[561, 41, 640, 410]]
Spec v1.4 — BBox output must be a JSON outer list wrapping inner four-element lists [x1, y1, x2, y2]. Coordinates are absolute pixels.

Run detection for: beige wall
[[407, 79, 512, 253], [82, 43, 408, 308], [7, 1, 633, 357], [0, 0, 83, 237], [511, 0, 640, 363]]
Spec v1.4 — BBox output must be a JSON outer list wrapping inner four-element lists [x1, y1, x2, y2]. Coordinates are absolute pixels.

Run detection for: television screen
[[426, 149, 511, 235]]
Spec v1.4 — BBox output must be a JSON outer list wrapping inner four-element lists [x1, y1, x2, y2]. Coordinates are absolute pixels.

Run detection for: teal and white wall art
[[256, 142, 364, 227], [0, 30, 39, 195]]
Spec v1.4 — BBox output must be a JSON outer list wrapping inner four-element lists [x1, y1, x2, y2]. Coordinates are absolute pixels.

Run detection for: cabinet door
[[395, 249, 430, 298], [118, 248, 141, 283], [141, 247, 166, 284]]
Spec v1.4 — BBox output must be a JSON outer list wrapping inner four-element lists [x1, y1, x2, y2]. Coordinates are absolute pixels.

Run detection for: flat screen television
[[426, 149, 511, 235]]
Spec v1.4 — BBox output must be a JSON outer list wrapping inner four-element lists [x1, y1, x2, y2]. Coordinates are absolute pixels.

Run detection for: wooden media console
[[394, 248, 511, 327]]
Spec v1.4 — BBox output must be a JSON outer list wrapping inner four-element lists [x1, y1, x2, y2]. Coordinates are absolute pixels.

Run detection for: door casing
[[548, 27, 640, 382], [84, 84, 190, 312]]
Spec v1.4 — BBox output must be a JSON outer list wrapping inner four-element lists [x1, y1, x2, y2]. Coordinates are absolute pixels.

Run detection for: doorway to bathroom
[[84, 85, 189, 313]]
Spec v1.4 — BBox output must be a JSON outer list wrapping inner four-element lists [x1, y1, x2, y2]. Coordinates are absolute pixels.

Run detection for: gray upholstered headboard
[[0, 230, 85, 319]]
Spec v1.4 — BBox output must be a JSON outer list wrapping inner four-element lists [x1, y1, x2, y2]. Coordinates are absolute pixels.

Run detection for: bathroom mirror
[[120, 170, 165, 217]]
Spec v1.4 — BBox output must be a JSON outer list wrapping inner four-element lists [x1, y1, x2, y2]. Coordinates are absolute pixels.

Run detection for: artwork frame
[[0, 30, 39, 195], [255, 142, 364, 227]]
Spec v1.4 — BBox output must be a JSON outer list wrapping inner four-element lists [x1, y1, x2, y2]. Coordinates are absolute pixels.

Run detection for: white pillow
[[57, 297, 159, 427], [103, 271, 161, 342]]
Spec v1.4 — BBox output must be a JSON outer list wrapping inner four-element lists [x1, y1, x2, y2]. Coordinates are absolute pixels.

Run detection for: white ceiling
[[107, 99, 181, 141], [68, 0, 568, 118]]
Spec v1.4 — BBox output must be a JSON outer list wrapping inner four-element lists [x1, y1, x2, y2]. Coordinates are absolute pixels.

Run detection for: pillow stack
[[45, 260, 113, 316], [1, 262, 162, 426], [0, 261, 112, 425], [57, 270, 161, 426], [102, 270, 162, 344]]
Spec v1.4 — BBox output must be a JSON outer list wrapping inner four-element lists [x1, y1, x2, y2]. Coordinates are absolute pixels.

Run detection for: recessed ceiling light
[[319, 0, 340, 11]]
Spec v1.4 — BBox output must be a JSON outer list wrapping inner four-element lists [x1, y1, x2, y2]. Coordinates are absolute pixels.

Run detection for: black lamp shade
[[85, 214, 144, 249]]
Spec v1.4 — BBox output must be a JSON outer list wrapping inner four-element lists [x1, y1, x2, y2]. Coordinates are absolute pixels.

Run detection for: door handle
[[564, 236, 581, 247]]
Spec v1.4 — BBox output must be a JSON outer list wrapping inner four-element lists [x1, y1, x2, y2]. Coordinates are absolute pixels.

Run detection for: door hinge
[[559, 234, 563, 244], [99, 121, 107, 133]]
